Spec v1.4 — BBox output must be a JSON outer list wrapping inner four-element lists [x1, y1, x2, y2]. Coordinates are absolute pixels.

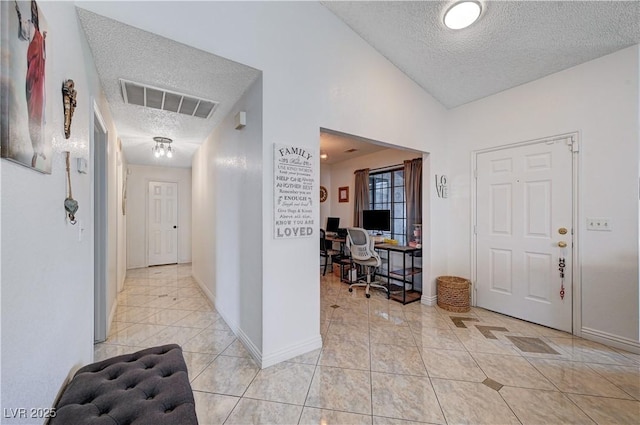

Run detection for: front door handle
[[557, 241, 567, 248]]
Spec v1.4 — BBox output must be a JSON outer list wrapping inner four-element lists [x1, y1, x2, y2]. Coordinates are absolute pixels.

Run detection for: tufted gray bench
[[50, 344, 198, 425]]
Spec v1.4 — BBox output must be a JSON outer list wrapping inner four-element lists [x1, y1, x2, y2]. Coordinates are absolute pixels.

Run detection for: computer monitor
[[326, 217, 340, 233], [362, 210, 391, 232]]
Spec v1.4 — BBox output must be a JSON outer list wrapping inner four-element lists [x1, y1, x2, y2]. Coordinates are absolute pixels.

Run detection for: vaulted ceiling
[[78, 2, 640, 167], [323, 1, 640, 108]]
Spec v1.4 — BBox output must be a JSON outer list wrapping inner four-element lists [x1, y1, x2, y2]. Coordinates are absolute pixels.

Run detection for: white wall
[[126, 165, 192, 268], [192, 76, 264, 359], [319, 163, 332, 230], [446, 46, 640, 350], [80, 1, 449, 366], [1, 1, 124, 420]]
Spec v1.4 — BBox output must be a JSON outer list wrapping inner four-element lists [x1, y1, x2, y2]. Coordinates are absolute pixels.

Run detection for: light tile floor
[[95, 264, 640, 424]]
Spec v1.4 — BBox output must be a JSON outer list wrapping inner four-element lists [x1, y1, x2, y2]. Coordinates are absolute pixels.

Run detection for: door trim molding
[[92, 99, 109, 342], [470, 131, 580, 335]]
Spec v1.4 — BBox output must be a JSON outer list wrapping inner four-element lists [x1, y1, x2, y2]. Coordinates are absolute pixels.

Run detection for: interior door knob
[[557, 241, 567, 248]]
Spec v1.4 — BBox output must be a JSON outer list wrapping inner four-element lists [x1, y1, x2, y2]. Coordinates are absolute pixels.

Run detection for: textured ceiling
[[77, 2, 639, 168], [77, 9, 260, 168], [322, 0, 640, 108]]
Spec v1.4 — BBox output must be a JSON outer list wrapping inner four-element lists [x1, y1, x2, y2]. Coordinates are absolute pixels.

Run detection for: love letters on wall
[[274, 143, 315, 239]]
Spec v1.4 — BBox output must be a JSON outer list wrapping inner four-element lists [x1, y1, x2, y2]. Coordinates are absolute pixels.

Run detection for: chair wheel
[[366, 293, 370, 298], [348, 288, 353, 292]]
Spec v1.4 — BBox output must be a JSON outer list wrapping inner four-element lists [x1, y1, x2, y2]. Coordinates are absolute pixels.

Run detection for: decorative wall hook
[[62, 79, 77, 139], [64, 152, 78, 224]]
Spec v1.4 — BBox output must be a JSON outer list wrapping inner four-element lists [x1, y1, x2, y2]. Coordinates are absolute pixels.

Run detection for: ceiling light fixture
[[320, 153, 328, 159], [444, 1, 482, 30], [152, 137, 174, 159]]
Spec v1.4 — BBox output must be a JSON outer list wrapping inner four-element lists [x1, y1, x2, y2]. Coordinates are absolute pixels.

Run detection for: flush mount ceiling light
[[444, 1, 482, 30], [152, 136, 174, 159], [320, 153, 328, 159]]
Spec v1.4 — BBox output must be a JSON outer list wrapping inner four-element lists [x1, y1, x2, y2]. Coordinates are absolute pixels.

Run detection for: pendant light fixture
[[152, 137, 174, 159]]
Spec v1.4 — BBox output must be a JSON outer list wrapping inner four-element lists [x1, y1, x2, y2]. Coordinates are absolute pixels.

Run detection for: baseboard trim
[[261, 335, 323, 369], [192, 273, 215, 305], [192, 274, 323, 368], [234, 326, 263, 365], [421, 294, 437, 306], [581, 327, 640, 354], [191, 274, 264, 365]]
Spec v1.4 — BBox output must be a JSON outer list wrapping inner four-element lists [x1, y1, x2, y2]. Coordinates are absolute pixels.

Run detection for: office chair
[[346, 228, 388, 298], [320, 229, 340, 276]]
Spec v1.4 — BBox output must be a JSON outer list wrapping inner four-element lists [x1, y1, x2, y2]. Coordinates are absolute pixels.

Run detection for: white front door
[[475, 137, 574, 332], [148, 181, 178, 266]]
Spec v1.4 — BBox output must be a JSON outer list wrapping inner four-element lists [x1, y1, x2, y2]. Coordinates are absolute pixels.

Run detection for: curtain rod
[[354, 157, 421, 174]]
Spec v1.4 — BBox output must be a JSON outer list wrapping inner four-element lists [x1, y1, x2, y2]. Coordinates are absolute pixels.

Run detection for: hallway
[[95, 265, 640, 424]]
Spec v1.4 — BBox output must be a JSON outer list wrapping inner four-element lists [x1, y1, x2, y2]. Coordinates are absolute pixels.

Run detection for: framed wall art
[[338, 186, 349, 203], [1, 0, 53, 173]]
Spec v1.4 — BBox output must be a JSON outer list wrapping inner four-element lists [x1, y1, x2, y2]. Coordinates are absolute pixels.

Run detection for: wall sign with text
[[274, 143, 315, 239]]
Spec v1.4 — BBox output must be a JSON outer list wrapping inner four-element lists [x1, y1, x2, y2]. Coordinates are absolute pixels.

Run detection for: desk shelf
[[374, 244, 422, 305], [389, 267, 422, 278], [390, 289, 421, 304]]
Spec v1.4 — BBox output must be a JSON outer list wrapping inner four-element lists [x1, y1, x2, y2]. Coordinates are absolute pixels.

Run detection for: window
[[369, 168, 406, 244]]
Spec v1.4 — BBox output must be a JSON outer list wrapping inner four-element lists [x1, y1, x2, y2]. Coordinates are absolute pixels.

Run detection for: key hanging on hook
[[558, 257, 566, 300]]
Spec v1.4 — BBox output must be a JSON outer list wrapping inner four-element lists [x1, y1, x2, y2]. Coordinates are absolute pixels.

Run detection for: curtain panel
[[353, 168, 370, 227], [404, 158, 422, 243]]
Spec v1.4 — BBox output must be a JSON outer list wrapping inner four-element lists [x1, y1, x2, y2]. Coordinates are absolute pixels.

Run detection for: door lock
[[558, 227, 568, 235]]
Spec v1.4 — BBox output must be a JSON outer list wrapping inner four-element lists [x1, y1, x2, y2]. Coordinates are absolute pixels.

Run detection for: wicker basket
[[437, 276, 471, 312]]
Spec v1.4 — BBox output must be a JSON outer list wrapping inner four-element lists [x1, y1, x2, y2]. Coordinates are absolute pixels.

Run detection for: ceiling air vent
[[344, 148, 359, 153], [119, 79, 218, 119]]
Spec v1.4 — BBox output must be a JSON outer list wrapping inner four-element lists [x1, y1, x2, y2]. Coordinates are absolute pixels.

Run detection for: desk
[[326, 235, 353, 282], [374, 244, 422, 304], [326, 235, 346, 254]]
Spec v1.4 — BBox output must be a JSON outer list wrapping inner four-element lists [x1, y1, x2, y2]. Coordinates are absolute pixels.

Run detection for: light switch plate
[[77, 157, 88, 174], [587, 217, 612, 231]]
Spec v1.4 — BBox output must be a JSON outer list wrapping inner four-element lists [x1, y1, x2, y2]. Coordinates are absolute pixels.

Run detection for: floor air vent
[[120, 79, 218, 119]]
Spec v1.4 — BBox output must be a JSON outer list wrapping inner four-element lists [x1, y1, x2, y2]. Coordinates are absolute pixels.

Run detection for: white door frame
[[92, 99, 108, 343], [146, 179, 179, 266], [470, 132, 581, 335]]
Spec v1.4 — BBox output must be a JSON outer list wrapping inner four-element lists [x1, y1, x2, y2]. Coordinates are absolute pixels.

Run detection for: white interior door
[[148, 181, 178, 266], [475, 137, 574, 332]]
